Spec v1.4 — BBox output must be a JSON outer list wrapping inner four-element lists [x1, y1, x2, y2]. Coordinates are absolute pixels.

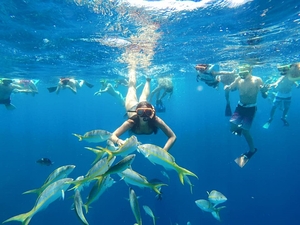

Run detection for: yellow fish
[[137, 144, 198, 184], [4, 178, 73, 225], [72, 129, 111, 143], [129, 188, 142, 225], [118, 168, 166, 194], [74, 190, 89, 225], [195, 199, 226, 222], [85, 135, 139, 162], [207, 190, 227, 207], [23, 165, 75, 195]]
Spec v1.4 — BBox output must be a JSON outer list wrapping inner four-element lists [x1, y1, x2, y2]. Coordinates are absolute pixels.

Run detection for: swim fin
[[234, 149, 257, 168], [47, 86, 57, 93], [84, 81, 94, 88], [5, 103, 16, 110], [225, 103, 232, 117], [263, 119, 272, 129]]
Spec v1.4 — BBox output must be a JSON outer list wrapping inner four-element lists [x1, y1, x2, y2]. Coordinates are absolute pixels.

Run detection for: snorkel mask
[[277, 64, 291, 75], [135, 101, 155, 121], [238, 64, 252, 79]]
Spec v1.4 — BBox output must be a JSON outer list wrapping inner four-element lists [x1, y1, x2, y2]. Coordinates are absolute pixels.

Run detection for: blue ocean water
[[1, 0, 300, 224]]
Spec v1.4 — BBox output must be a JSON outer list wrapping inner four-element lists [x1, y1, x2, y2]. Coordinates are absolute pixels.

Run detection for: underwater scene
[[1, 0, 300, 225]]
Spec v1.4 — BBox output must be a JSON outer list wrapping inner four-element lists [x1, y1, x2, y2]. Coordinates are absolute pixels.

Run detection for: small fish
[[195, 199, 226, 222], [103, 154, 136, 176], [195, 199, 215, 213], [207, 190, 227, 207], [72, 129, 112, 143], [143, 205, 157, 225], [86, 135, 139, 162], [36, 158, 53, 166], [74, 190, 89, 225], [23, 165, 76, 195], [84, 175, 115, 213], [129, 188, 142, 225], [118, 168, 166, 194], [4, 178, 73, 225], [137, 144, 198, 184], [70, 156, 115, 191]]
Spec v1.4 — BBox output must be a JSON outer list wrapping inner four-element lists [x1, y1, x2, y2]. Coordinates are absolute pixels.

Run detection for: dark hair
[[129, 101, 158, 134], [136, 101, 155, 112]]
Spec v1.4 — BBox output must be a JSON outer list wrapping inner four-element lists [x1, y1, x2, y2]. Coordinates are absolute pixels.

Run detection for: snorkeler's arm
[[155, 116, 176, 152], [224, 76, 240, 91], [101, 86, 109, 92], [110, 120, 134, 146], [258, 78, 269, 98], [212, 70, 236, 76], [269, 76, 284, 88]]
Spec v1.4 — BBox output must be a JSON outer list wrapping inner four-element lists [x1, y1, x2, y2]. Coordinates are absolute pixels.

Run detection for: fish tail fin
[[68, 179, 88, 192], [84, 147, 106, 165], [212, 206, 226, 221], [47, 86, 57, 93], [72, 133, 83, 141], [152, 183, 168, 195], [105, 150, 114, 162], [3, 211, 33, 225], [96, 146, 114, 162], [176, 166, 198, 184], [22, 188, 40, 195], [83, 204, 90, 214]]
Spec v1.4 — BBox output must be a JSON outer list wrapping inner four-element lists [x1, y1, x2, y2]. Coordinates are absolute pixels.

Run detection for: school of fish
[[3, 129, 226, 224]]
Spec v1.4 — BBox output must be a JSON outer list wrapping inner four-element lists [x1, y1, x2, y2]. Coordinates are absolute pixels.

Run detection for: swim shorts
[[273, 96, 291, 109], [230, 103, 257, 131]]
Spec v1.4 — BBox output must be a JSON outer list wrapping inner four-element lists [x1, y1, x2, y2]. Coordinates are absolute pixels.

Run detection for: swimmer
[[277, 62, 300, 81], [47, 78, 94, 94], [263, 67, 299, 128], [150, 77, 174, 113], [224, 64, 269, 167], [94, 80, 125, 106], [0, 78, 22, 110], [109, 67, 176, 152]]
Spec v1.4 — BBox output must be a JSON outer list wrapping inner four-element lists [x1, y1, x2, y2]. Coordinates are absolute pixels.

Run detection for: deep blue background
[[1, 0, 300, 225]]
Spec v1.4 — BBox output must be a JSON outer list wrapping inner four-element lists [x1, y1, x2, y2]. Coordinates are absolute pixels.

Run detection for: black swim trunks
[[230, 103, 257, 131]]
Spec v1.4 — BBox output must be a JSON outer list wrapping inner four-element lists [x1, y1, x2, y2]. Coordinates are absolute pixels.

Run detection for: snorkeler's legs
[[125, 66, 138, 112], [225, 89, 230, 104], [282, 100, 291, 119], [270, 106, 276, 117], [242, 129, 255, 152], [78, 80, 85, 87], [139, 78, 151, 102]]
